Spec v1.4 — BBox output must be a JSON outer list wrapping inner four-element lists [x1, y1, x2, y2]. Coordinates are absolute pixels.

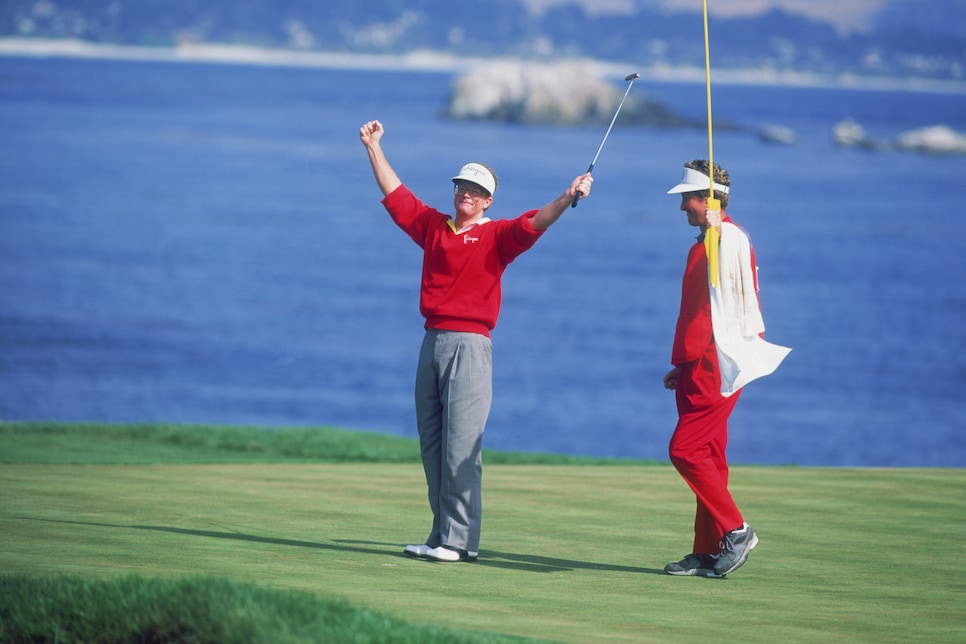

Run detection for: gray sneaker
[[714, 523, 759, 576], [664, 553, 722, 577]]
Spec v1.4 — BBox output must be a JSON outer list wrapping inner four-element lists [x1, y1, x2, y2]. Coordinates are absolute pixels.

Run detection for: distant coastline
[[2, 37, 965, 95]]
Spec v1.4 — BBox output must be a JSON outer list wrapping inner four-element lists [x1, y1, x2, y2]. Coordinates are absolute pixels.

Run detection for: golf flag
[[704, 196, 720, 289], [702, 0, 719, 289]]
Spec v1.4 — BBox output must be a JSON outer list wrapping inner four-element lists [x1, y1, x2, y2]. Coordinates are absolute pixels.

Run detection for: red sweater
[[383, 185, 544, 337]]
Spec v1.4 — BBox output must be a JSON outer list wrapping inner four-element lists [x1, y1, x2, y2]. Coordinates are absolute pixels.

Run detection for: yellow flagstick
[[702, 0, 720, 288]]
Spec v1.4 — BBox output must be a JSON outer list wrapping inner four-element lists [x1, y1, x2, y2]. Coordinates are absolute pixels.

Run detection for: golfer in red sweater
[[360, 120, 592, 563]]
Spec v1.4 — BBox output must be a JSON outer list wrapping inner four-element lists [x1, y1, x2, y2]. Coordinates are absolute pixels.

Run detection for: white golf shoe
[[424, 545, 478, 562], [403, 544, 432, 558]]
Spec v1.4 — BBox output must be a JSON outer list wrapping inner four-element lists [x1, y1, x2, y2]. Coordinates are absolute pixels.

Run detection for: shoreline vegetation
[[2, 36, 966, 95], [7, 36, 963, 152]]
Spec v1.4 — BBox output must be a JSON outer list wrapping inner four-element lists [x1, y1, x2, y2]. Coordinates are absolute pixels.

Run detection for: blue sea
[[1, 54, 964, 466]]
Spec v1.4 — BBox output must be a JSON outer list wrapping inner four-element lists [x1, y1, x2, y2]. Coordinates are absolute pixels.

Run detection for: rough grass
[[1, 422, 964, 643], [0, 421, 653, 465], [0, 574, 534, 643]]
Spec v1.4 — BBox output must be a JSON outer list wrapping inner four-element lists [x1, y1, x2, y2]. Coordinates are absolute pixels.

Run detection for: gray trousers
[[414, 329, 492, 553]]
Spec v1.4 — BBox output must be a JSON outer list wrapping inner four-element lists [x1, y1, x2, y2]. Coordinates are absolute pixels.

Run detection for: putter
[[571, 72, 640, 208]]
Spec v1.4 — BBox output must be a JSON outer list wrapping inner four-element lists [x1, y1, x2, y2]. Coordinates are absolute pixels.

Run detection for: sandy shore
[[2, 37, 965, 94]]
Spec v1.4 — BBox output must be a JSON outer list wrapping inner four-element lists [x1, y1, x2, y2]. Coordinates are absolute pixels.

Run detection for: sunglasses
[[453, 182, 488, 198]]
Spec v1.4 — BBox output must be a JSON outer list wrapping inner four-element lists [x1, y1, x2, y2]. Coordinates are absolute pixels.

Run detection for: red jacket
[[671, 216, 758, 366], [383, 185, 544, 337]]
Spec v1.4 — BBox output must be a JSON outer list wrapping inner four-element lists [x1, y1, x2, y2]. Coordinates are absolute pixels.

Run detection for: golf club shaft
[[571, 73, 639, 208]]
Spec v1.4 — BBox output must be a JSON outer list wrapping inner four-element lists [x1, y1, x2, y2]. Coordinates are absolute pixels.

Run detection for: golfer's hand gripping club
[[571, 72, 640, 208]]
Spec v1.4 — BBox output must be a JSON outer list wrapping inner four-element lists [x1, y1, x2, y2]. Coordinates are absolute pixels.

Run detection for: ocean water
[[1, 55, 964, 466]]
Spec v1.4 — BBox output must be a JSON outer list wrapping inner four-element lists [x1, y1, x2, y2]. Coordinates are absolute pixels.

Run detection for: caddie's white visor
[[667, 166, 730, 195]]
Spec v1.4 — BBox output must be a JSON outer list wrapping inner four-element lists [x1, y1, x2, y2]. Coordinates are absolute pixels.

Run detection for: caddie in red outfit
[[662, 159, 776, 578], [359, 119, 593, 563]]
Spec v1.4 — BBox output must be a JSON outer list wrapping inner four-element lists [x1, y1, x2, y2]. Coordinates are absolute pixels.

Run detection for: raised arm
[[359, 120, 402, 197], [529, 173, 593, 231]]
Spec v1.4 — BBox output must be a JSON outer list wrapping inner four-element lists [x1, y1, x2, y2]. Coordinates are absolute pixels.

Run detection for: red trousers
[[669, 345, 744, 554]]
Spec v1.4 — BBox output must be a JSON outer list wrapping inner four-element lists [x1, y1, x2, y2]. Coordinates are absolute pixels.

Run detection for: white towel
[[710, 222, 791, 396]]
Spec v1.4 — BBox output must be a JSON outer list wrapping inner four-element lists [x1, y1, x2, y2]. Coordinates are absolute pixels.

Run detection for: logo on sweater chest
[[463, 234, 479, 244]]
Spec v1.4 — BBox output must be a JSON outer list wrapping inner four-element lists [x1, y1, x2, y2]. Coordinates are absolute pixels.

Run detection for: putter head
[[624, 72, 641, 81]]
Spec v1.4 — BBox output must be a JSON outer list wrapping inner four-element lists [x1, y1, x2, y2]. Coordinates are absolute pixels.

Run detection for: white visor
[[666, 166, 730, 195], [452, 162, 496, 196]]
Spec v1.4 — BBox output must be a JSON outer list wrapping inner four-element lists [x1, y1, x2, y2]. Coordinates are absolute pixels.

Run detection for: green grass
[[1, 422, 965, 642], [0, 421, 652, 465], [0, 575, 528, 643]]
